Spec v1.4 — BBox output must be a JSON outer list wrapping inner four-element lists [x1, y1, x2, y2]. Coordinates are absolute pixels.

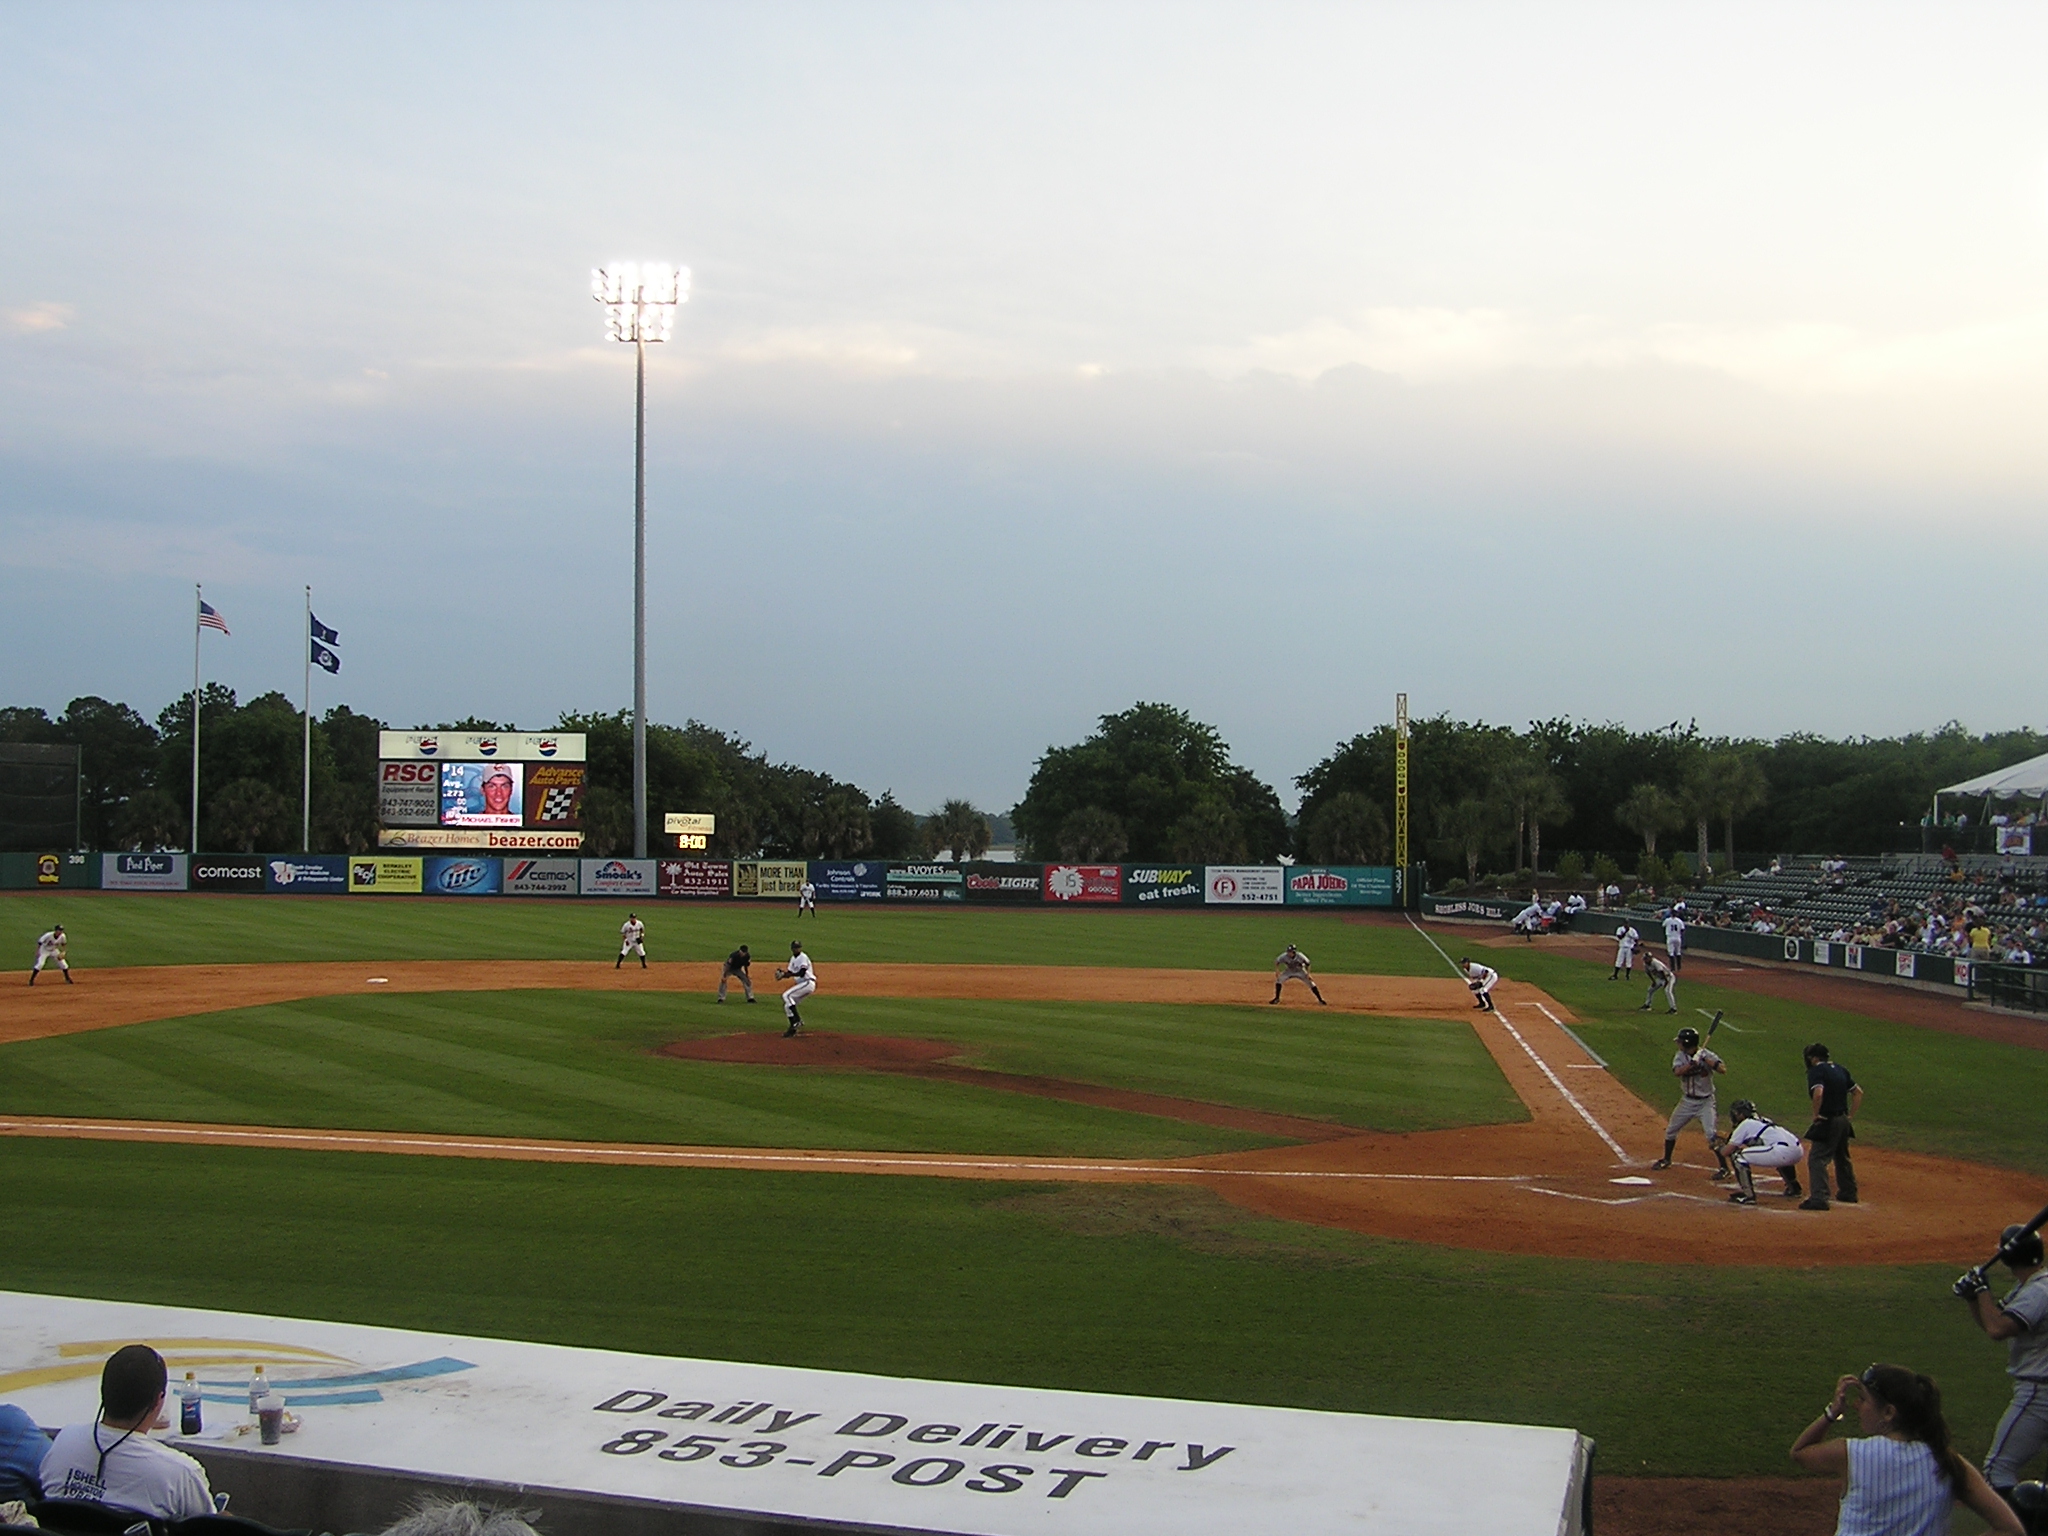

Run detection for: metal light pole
[[593, 262, 687, 859]]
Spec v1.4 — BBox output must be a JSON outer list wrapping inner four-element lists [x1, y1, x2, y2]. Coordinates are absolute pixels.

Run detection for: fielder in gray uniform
[[1652, 1025, 1723, 1169], [1270, 944, 1327, 1005], [1957, 1223, 2048, 1500]]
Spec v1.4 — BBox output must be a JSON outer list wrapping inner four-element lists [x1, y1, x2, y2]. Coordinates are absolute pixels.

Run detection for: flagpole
[[302, 585, 313, 853], [191, 585, 202, 855]]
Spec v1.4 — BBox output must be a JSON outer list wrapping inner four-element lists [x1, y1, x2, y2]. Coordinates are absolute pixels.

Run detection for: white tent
[[1939, 751, 2048, 799]]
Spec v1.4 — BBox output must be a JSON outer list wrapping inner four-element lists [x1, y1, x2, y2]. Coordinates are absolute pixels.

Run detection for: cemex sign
[[0, 1291, 1591, 1536]]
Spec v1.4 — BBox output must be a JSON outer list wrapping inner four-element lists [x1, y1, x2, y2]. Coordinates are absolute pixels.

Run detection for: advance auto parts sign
[[1204, 866, 1283, 905], [1123, 866, 1200, 906], [886, 863, 966, 902]]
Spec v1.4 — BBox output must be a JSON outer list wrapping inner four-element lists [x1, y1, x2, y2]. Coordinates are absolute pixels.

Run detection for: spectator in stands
[[0, 1404, 46, 1504], [379, 1498, 543, 1535], [38, 1345, 216, 1521]]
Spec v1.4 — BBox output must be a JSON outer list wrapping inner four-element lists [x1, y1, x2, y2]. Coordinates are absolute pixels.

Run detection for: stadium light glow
[[592, 261, 689, 859]]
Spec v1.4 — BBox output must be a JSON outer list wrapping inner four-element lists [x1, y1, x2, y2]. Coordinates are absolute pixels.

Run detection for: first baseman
[[1609, 924, 1638, 980], [1652, 1024, 1724, 1169], [716, 944, 754, 1002], [1956, 1224, 2048, 1501], [617, 913, 647, 969], [1716, 1098, 1803, 1203], [29, 925, 71, 985], [1458, 957, 1497, 1012], [1271, 944, 1327, 1005], [776, 941, 815, 1037], [1638, 951, 1678, 1014]]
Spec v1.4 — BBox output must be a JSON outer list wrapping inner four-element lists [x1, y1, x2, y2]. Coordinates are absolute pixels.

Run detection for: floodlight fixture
[[593, 262, 687, 344]]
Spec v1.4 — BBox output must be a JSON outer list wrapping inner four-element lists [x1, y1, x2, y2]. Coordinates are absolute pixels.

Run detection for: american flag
[[198, 599, 230, 635]]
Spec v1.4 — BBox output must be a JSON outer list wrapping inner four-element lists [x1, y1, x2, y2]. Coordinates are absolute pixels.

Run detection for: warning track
[[2, 959, 2041, 1266]]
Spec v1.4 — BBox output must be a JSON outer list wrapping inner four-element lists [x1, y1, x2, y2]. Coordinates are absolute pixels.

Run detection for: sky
[[3, 2, 2045, 813]]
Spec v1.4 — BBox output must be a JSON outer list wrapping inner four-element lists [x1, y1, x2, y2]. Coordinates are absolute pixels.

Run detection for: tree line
[[3, 692, 2040, 873]]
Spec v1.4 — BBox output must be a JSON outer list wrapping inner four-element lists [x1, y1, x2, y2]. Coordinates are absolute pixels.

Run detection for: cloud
[[3, 302, 73, 334]]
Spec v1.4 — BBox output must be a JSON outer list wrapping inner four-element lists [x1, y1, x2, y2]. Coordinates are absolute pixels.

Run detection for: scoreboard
[[376, 732, 587, 850]]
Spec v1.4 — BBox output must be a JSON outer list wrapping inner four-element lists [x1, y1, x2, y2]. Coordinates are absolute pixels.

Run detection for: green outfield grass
[[0, 992, 1523, 1152], [0, 1137, 2014, 1480], [0, 891, 1439, 971]]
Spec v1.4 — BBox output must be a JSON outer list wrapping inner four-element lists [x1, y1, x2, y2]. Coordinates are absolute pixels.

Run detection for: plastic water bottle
[[248, 1364, 267, 1417], [179, 1371, 202, 1436]]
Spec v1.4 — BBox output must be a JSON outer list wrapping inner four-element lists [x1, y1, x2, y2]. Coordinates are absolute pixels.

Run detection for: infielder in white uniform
[[797, 880, 817, 916], [776, 941, 815, 1037], [616, 914, 647, 970], [1457, 957, 1497, 1012], [1663, 911, 1687, 971], [1653, 1025, 1723, 1168], [1270, 944, 1327, 1005], [1609, 924, 1639, 980], [30, 924, 71, 985], [1638, 952, 1678, 1013], [1716, 1098, 1804, 1203]]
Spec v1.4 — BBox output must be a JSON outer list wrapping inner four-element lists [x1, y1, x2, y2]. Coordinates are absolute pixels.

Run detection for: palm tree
[[1616, 783, 1681, 858], [1056, 806, 1128, 861], [1678, 762, 1716, 877], [1436, 798, 1501, 887], [1525, 774, 1572, 877], [1709, 754, 1769, 871], [1304, 792, 1391, 864], [924, 799, 991, 862]]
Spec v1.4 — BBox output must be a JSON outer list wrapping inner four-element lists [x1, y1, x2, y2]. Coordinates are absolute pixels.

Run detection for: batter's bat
[[1705, 1009, 1725, 1040]]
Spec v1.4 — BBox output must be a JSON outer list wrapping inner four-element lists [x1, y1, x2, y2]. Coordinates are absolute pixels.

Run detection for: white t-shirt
[[40, 1423, 215, 1521]]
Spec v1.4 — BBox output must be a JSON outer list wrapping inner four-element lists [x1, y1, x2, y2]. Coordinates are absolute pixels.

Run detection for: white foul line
[[1405, 913, 1632, 1163], [1534, 1001, 1608, 1067]]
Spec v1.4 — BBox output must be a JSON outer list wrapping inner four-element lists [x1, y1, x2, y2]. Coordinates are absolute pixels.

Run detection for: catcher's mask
[[1675, 1027, 1700, 1049], [1729, 1099, 1757, 1124], [2000, 1225, 2046, 1269]]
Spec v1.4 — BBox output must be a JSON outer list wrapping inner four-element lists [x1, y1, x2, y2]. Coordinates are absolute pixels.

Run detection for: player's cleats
[[1798, 1197, 1830, 1211], [1837, 1194, 1858, 1204], [1651, 1158, 1672, 1169], [1711, 1168, 1732, 1182], [1783, 1182, 1802, 1198], [1728, 1192, 1757, 1205]]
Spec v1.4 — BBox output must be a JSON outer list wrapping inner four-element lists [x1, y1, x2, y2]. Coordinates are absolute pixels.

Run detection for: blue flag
[[311, 613, 338, 646], [311, 640, 341, 675]]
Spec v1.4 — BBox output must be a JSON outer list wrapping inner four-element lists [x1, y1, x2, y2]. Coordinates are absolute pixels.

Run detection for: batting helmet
[[2000, 1224, 2045, 1268], [1730, 1099, 1757, 1124], [1675, 1027, 1700, 1048]]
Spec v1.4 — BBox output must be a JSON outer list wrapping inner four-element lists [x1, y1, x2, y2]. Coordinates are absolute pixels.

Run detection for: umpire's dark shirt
[[727, 949, 750, 971], [1807, 1060, 1855, 1116]]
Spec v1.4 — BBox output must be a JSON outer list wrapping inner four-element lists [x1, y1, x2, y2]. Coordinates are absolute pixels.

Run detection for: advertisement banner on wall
[[1044, 864, 1122, 903], [190, 857, 265, 893], [1998, 826, 2034, 856], [424, 856, 501, 895], [1122, 866, 1202, 906], [525, 763, 586, 827], [378, 828, 583, 851], [378, 761, 440, 826], [348, 857, 423, 894], [963, 864, 1044, 902], [733, 861, 807, 899], [100, 853, 187, 891], [1285, 866, 1397, 907], [1205, 866, 1285, 905], [658, 859, 730, 898], [581, 859, 657, 897], [886, 863, 967, 902], [265, 856, 350, 894], [810, 861, 886, 901], [503, 858, 580, 896], [379, 732, 586, 762]]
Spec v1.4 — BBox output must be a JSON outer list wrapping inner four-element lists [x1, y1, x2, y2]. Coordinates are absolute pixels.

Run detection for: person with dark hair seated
[[0, 1403, 46, 1504], [1791, 1362, 2022, 1535], [38, 1344, 216, 1521]]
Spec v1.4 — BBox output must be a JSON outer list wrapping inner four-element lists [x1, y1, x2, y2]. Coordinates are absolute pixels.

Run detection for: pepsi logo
[[477, 738, 499, 756], [418, 737, 439, 756], [537, 738, 557, 757]]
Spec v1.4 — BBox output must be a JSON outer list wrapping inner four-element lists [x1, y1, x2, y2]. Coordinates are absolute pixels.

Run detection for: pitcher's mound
[[660, 1032, 962, 1069]]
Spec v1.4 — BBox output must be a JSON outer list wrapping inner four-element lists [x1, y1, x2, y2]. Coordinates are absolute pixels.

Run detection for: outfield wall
[[9, 855, 1414, 910]]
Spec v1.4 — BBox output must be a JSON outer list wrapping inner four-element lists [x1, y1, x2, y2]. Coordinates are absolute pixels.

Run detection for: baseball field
[[4, 894, 2046, 1527]]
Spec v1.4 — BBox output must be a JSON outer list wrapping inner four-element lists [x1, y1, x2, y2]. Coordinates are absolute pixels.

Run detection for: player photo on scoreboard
[[440, 761, 524, 827]]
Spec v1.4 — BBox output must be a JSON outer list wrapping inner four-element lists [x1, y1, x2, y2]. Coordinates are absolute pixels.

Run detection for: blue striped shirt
[[1837, 1437, 1952, 1536]]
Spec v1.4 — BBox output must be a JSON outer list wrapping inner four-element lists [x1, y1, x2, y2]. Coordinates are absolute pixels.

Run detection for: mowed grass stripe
[[0, 990, 1523, 1153], [0, 892, 1444, 972]]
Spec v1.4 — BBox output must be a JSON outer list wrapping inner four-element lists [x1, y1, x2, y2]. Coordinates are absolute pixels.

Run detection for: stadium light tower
[[593, 261, 688, 859]]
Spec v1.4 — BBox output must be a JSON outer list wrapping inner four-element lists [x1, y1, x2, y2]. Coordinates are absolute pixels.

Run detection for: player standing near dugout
[[617, 913, 647, 970], [1269, 944, 1327, 1005], [1955, 1223, 2048, 1504], [1652, 1025, 1724, 1170], [29, 924, 71, 985], [1609, 924, 1638, 981], [1662, 908, 1686, 971]]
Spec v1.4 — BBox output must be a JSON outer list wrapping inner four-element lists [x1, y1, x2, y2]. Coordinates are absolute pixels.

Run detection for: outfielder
[[797, 880, 817, 917], [1457, 957, 1497, 1012], [1955, 1224, 2048, 1501], [716, 944, 754, 1003], [1638, 951, 1678, 1014], [617, 913, 647, 970], [1652, 1025, 1724, 1169], [1716, 1098, 1804, 1203], [1609, 924, 1639, 981], [1663, 910, 1686, 971], [776, 941, 815, 1037], [1270, 944, 1327, 1005], [30, 924, 71, 985]]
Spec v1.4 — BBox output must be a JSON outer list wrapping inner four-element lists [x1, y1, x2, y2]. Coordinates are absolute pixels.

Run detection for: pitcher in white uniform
[[776, 941, 816, 1037]]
